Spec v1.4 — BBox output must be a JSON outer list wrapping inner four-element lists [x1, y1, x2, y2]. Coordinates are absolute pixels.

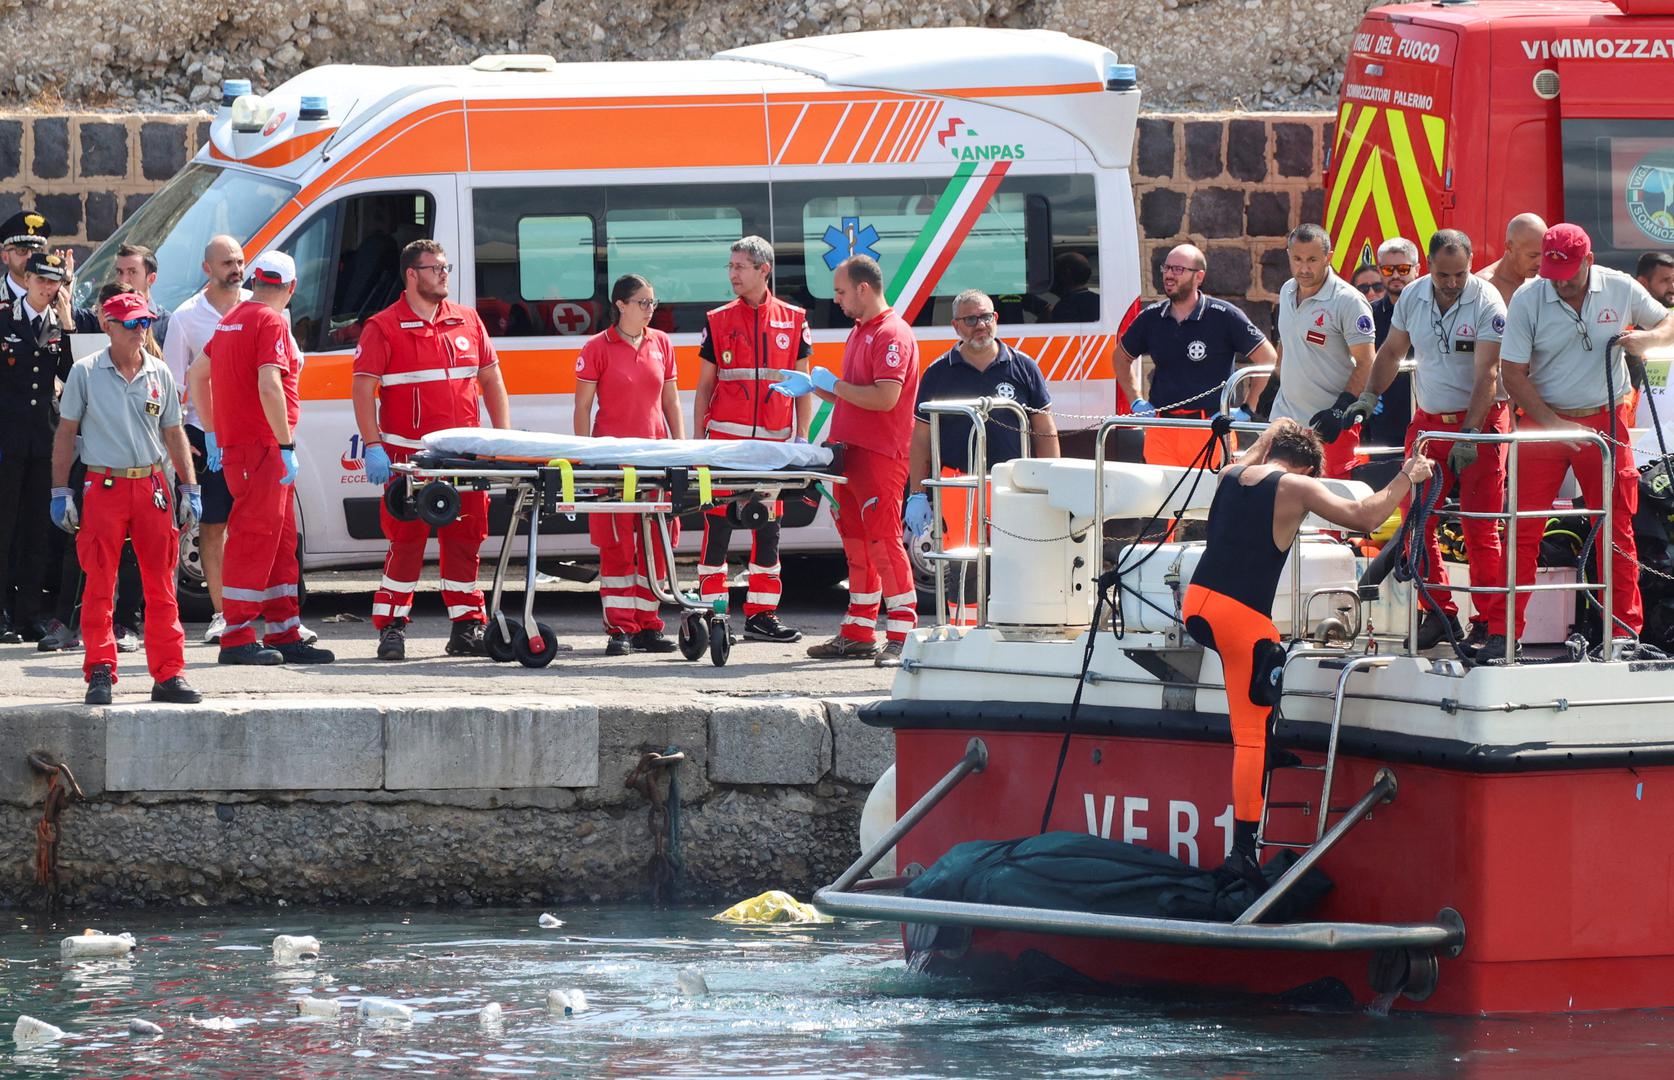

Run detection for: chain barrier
[[623, 748, 684, 906], [29, 752, 84, 912]]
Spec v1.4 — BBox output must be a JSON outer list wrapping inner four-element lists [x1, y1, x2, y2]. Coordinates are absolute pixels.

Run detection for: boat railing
[[919, 397, 1033, 628]]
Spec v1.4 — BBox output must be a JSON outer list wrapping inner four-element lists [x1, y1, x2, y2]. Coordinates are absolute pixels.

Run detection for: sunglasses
[[117, 316, 155, 330], [1355, 282, 1385, 295], [1378, 264, 1415, 276]]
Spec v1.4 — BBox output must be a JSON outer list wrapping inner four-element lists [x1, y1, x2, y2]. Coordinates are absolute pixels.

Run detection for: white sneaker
[[203, 612, 226, 644], [298, 623, 319, 645]]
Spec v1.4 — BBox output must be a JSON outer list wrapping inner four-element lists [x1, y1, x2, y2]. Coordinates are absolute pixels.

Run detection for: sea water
[[2, 906, 1671, 1077]]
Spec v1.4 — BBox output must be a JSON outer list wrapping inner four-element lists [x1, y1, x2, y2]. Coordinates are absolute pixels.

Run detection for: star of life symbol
[[822, 216, 882, 270], [1186, 340, 1207, 362]]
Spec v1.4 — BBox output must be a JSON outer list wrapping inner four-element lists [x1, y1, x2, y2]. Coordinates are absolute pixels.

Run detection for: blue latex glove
[[204, 431, 222, 473], [1231, 405, 1253, 422], [810, 366, 838, 393], [364, 442, 392, 485], [772, 370, 816, 398], [1372, 396, 1386, 416], [177, 483, 202, 528], [50, 487, 77, 533], [279, 447, 299, 486], [903, 492, 933, 534], [1129, 397, 1156, 417]]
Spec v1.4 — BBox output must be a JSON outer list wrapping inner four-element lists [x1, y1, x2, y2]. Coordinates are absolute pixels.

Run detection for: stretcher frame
[[389, 452, 845, 667]]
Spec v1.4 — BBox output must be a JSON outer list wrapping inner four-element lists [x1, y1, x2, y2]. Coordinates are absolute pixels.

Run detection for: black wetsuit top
[[1191, 466, 1290, 612]]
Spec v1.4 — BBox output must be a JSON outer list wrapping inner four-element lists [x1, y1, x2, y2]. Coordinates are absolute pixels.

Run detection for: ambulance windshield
[[72, 163, 298, 313]]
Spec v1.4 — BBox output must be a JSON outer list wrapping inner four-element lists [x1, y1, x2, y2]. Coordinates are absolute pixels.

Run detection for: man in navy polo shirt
[[1114, 244, 1275, 466], [905, 289, 1059, 624]]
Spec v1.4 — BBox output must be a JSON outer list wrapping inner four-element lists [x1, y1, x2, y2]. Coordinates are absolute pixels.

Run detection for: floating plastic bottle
[[477, 1002, 503, 1028], [272, 935, 321, 963], [546, 989, 588, 1016], [357, 998, 413, 1023], [13, 1015, 64, 1048], [295, 997, 341, 1019], [676, 966, 710, 996], [537, 913, 563, 928], [127, 1018, 163, 1037], [60, 931, 136, 958]]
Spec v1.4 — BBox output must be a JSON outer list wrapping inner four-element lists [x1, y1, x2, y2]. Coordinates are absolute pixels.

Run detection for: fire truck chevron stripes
[[1325, 102, 1448, 272]]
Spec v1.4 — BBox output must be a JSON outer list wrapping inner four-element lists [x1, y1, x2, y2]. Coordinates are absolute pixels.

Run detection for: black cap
[[1, 211, 50, 249], [25, 251, 67, 281]]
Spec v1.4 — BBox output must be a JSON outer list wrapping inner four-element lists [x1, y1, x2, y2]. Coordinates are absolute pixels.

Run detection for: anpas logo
[[340, 433, 369, 484], [1626, 153, 1674, 245], [936, 117, 1024, 163]]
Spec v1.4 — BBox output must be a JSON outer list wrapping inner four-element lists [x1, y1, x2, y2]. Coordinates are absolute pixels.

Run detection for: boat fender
[[1250, 638, 1285, 707]]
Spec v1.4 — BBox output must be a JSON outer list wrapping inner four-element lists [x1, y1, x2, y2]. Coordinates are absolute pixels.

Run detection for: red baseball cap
[[102, 292, 154, 321], [1539, 223, 1592, 281]]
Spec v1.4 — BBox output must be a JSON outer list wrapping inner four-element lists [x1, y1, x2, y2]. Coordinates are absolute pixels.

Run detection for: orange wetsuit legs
[[1182, 583, 1280, 822]]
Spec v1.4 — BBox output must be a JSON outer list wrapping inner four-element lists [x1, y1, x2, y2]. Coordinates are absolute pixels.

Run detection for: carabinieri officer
[[1114, 243, 1275, 467]]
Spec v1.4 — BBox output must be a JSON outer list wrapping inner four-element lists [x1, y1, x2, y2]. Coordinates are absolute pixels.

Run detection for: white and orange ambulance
[[74, 28, 1141, 587]]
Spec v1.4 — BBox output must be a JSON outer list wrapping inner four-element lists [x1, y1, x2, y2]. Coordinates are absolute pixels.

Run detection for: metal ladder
[[1257, 653, 1392, 853]]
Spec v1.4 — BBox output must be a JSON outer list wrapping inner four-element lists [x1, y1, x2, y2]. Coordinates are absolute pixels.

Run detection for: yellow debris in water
[[711, 890, 832, 924]]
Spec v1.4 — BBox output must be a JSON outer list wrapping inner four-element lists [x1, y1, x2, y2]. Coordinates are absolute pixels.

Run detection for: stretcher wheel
[[486, 617, 521, 663], [512, 621, 561, 668], [678, 613, 707, 661], [384, 476, 419, 522], [708, 617, 731, 667], [726, 499, 771, 528], [417, 480, 462, 527]]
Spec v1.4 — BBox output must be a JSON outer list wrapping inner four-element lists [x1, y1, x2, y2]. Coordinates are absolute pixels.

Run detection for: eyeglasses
[[1355, 282, 1385, 295], [118, 317, 155, 330], [1162, 263, 1203, 275], [955, 312, 997, 327], [1378, 264, 1414, 277], [626, 298, 658, 311], [413, 262, 451, 276]]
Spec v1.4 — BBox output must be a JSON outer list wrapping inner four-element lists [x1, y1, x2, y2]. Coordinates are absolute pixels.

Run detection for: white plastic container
[[295, 997, 341, 1019], [13, 1015, 64, 1048], [675, 966, 709, 996], [127, 1018, 164, 1037], [537, 913, 563, 928], [477, 1002, 503, 1028], [272, 935, 321, 963], [60, 932, 136, 958], [857, 765, 897, 879], [356, 998, 413, 1023], [546, 988, 588, 1015], [986, 481, 1093, 629]]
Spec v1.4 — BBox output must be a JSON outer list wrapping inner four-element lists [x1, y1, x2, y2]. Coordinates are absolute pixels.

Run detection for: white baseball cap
[[248, 250, 297, 286]]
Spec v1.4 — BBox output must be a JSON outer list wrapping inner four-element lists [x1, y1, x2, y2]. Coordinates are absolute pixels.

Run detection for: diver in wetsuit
[[1183, 419, 1433, 891]]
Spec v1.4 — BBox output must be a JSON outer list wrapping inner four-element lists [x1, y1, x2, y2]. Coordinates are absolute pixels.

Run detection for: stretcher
[[388, 427, 845, 667]]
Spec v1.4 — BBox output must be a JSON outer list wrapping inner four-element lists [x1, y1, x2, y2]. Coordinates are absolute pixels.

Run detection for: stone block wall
[[0, 110, 1334, 323], [0, 113, 210, 264], [1133, 112, 1335, 333]]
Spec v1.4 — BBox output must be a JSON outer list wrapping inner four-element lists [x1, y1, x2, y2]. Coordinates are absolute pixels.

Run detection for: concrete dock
[[0, 576, 897, 909]]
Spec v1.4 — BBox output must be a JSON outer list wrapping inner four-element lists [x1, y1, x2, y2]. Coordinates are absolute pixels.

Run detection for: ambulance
[[1328, 0, 1674, 273], [73, 27, 1142, 605]]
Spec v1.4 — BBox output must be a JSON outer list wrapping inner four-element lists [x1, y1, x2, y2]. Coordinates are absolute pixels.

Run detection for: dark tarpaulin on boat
[[903, 831, 1332, 923]]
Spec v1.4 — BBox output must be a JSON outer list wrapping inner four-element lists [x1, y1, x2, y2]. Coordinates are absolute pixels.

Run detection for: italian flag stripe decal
[[886, 159, 1012, 323]]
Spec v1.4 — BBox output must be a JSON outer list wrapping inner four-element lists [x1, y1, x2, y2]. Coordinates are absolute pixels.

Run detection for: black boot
[[1212, 818, 1268, 895]]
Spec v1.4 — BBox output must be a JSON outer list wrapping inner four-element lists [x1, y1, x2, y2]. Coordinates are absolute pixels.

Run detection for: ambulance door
[[269, 177, 457, 569]]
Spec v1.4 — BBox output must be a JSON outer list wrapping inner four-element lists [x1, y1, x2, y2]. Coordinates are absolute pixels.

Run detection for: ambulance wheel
[[678, 613, 706, 661], [708, 617, 731, 667], [512, 621, 560, 668], [417, 481, 462, 527], [486, 618, 521, 663], [384, 477, 420, 522]]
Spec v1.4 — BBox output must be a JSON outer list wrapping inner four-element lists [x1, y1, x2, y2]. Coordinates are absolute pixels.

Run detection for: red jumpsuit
[[829, 308, 920, 646], [1402, 402, 1511, 634], [208, 301, 304, 649], [353, 296, 498, 629], [696, 293, 811, 616], [578, 326, 679, 634]]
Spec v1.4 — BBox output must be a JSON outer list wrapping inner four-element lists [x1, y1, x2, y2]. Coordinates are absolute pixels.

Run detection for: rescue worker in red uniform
[[201, 252, 335, 665], [576, 274, 684, 654], [353, 239, 512, 661], [693, 236, 812, 643], [1184, 420, 1430, 892], [49, 291, 202, 705], [775, 255, 920, 667]]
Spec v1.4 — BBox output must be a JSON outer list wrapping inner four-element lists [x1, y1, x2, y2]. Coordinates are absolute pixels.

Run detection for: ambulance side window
[[277, 208, 336, 352], [276, 191, 435, 352]]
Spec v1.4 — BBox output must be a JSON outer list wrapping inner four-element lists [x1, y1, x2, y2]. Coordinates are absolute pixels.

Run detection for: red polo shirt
[[576, 325, 677, 439], [830, 306, 919, 458], [207, 300, 301, 446]]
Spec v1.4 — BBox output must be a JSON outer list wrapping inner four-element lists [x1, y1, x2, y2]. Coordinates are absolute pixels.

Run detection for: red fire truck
[[1329, 0, 1674, 272]]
